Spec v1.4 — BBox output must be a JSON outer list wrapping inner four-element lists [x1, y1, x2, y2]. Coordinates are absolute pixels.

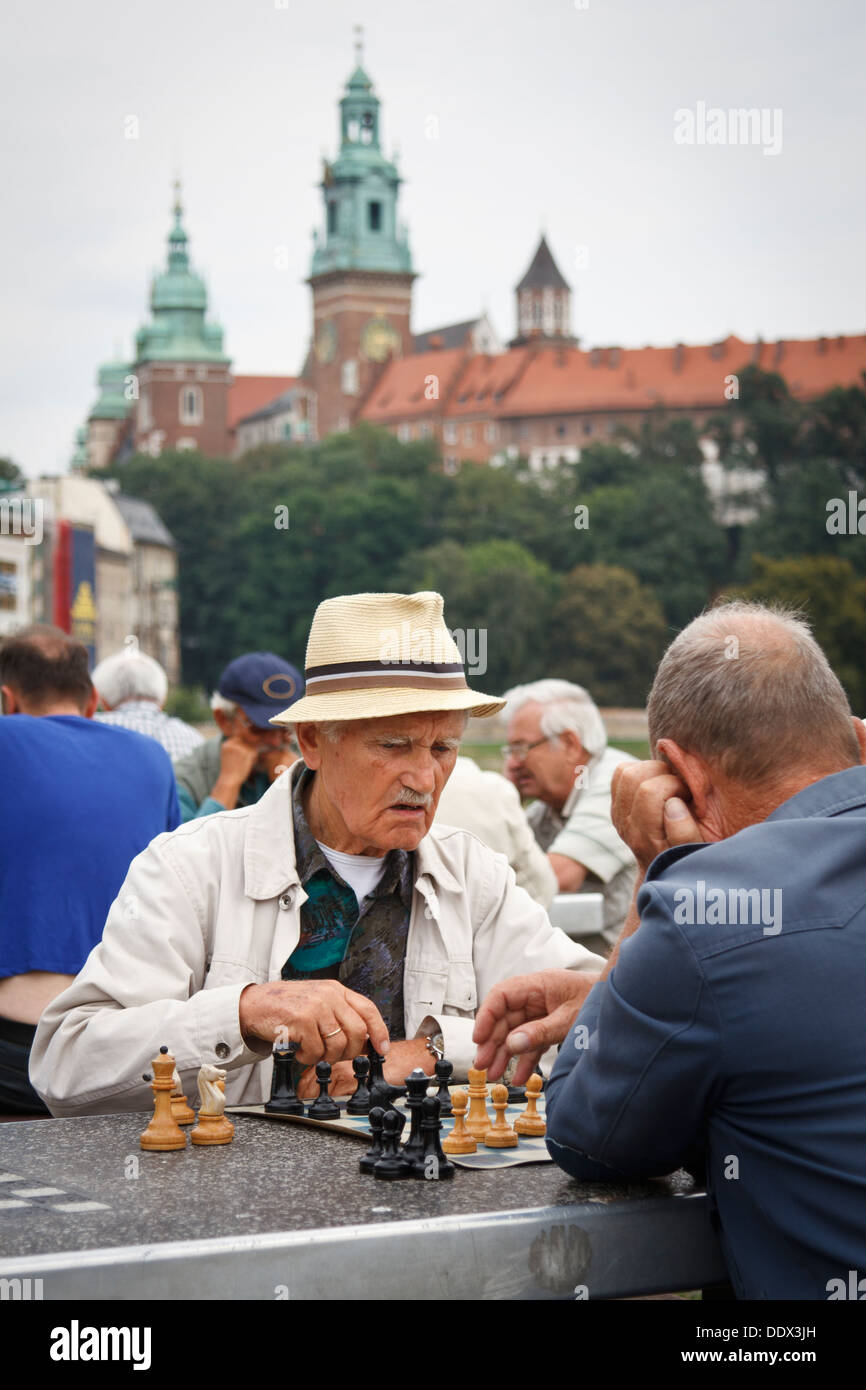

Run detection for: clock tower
[[306, 33, 416, 437]]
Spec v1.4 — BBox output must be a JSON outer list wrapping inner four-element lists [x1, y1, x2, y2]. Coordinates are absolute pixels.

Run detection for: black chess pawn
[[307, 1060, 340, 1119], [418, 1095, 455, 1180], [434, 1058, 454, 1117], [346, 1055, 372, 1116], [401, 1067, 432, 1173], [359, 1106, 386, 1174], [366, 1042, 406, 1112], [265, 1041, 305, 1115], [373, 1110, 412, 1181]]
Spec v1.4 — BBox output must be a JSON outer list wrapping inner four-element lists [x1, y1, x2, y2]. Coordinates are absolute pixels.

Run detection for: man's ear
[[655, 737, 712, 819], [559, 728, 586, 764], [1, 684, 18, 714], [852, 717, 866, 765], [295, 722, 322, 770], [213, 708, 232, 737], [83, 686, 99, 719]]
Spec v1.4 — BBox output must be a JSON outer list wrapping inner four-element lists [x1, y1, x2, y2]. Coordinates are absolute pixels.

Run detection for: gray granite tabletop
[[0, 1112, 700, 1261]]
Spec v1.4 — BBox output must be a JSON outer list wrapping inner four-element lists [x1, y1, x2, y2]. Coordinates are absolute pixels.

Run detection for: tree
[[0, 457, 25, 492], [548, 564, 668, 706]]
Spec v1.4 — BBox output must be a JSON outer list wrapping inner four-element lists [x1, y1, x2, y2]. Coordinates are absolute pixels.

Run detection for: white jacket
[[434, 757, 558, 908], [31, 768, 604, 1115]]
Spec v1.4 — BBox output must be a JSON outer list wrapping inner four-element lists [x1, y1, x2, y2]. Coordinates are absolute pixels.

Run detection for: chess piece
[[401, 1068, 433, 1173], [190, 1064, 235, 1145], [513, 1073, 546, 1137], [307, 1060, 340, 1119], [433, 1058, 454, 1117], [465, 1067, 492, 1140], [346, 1056, 372, 1116], [503, 1055, 526, 1106], [359, 1106, 386, 1174], [366, 1042, 406, 1111], [140, 1046, 187, 1151], [373, 1110, 412, 1181], [441, 1088, 477, 1154], [481, 1083, 518, 1148], [170, 1068, 196, 1125], [266, 1041, 304, 1115], [418, 1096, 456, 1180]]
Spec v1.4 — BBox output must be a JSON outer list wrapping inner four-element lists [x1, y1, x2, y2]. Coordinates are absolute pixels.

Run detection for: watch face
[[361, 314, 400, 363], [315, 319, 337, 365]]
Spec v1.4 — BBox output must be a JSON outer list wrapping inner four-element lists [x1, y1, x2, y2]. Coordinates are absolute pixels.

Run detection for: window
[[532, 300, 542, 325], [443, 422, 457, 444], [176, 437, 197, 451], [419, 421, 432, 439], [341, 359, 359, 396], [139, 390, 152, 430], [179, 386, 203, 425], [556, 423, 566, 437], [443, 456, 459, 475], [484, 422, 497, 443], [464, 426, 474, 446], [327, 201, 337, 235], [368, 201, 382, 232], [397, 423, 412, 442], [583, 420, 594, 436]]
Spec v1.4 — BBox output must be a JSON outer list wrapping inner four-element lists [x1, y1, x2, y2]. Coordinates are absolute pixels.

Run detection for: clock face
[[361, 314, 401, 363], [315, 319, 337, 365]]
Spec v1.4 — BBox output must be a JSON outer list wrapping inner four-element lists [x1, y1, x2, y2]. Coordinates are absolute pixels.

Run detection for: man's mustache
[[392, 788, 433, 808]]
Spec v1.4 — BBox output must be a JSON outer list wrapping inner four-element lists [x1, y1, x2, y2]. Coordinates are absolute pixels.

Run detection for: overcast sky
[[2, 0, 862, 476]]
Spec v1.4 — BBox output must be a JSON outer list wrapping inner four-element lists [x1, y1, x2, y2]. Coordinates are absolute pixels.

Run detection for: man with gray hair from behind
[[474, 601, 866, 1298], [93, 639, 203, 762], [502, 678, 637, 943]]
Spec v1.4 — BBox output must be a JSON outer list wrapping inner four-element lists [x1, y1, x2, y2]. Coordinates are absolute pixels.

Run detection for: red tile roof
[[228, 375, 299, 429], [362, 349, 467, 421], [359, 334, 866, 424]]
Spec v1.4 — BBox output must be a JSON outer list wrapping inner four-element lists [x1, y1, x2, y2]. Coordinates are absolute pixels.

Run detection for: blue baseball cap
[[218, 652, 304, 727]]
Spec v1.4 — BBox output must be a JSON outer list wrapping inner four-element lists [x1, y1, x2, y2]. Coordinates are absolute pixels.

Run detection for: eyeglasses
[[233, 710, 296, 748], [500, 737, 551, 762]]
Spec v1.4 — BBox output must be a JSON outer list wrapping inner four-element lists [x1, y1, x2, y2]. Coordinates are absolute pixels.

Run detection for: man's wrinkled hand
[[611, 759, 702, 872], [239, 979, 390, 1067], [472, 969, 599, 1086]]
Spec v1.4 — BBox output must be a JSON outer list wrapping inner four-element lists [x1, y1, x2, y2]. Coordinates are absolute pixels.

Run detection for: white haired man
[[93, 641, 203, 762], [475, 603, 866, 1298], [30, 593, 604, 1114], [503, 679, 637, 943]]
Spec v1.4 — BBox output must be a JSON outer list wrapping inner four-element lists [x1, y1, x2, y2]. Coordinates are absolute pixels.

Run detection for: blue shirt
[[0, 715, 180, 978], [545, 765, 866, 1300]]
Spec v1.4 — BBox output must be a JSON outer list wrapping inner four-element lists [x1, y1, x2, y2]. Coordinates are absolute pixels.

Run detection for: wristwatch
[[425, 1030, 445, 1062]]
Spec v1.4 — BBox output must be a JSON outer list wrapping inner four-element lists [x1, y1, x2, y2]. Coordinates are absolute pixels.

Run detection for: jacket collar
[[766, 764, 866, 823], [244, 759, 462, 901]]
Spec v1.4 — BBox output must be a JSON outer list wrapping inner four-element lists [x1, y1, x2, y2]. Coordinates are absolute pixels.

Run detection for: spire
[[516, 234, 571, 292], [354, 23, 364, 64], [135, 185, 229, 365]]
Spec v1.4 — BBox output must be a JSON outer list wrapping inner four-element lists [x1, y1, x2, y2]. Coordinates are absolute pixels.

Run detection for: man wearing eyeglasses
[[174, 652, 303, 821], [502, 679, 637, 945]]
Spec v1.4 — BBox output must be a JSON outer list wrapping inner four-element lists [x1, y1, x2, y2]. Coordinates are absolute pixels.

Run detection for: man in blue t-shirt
[[0, 625, 180, 1114]]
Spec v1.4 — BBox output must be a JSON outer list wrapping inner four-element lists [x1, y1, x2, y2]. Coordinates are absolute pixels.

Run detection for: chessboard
[[227, 1089, 551, 1170]]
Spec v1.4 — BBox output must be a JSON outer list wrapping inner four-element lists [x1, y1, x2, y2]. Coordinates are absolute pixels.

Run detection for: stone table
[[0, 1113, 727, 1300]]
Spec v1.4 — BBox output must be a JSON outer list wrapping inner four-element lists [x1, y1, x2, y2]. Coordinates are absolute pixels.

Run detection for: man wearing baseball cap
[[32, 593, 605, 1112], [173, 651, 304, 821]]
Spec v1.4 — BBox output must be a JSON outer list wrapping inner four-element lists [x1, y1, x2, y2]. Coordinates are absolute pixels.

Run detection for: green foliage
[[163, 685, 212, 725], [103, 376, 866, 707], [0, 457, 25, 491], [548, 565, 668, 706]]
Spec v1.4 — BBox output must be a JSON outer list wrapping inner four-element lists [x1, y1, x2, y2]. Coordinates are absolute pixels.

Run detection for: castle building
[[79, 41, 866, 479]]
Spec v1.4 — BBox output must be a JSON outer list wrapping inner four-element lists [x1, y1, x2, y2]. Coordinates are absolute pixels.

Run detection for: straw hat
[[270, 591, 505, 725]]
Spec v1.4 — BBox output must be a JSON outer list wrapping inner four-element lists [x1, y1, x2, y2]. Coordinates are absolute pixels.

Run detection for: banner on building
[[53, 520, 97, 665]]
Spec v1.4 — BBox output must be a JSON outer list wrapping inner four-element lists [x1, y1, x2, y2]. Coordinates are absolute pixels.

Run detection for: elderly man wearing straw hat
[[31, 593, 604, 1114]]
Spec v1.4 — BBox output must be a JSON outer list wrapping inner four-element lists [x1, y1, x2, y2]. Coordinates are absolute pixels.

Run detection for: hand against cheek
[[611, 761, 702, 872]]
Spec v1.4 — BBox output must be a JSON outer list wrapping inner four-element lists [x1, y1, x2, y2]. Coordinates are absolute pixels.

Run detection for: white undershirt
[[315, 842, 388, 907]]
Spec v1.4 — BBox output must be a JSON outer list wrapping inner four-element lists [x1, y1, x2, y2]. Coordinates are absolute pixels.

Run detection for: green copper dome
[[310, 54, 413, 278], [136, 186, 229, 364], [88, 358, 133, 421]]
